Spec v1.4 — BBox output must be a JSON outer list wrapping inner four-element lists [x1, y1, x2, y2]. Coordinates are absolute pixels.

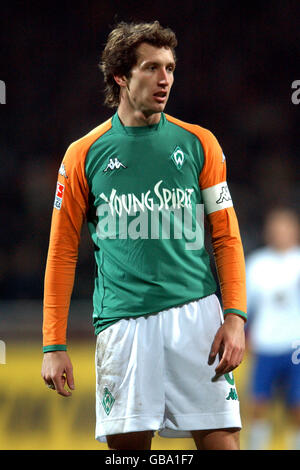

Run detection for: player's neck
[[117, 102, 161, 127]]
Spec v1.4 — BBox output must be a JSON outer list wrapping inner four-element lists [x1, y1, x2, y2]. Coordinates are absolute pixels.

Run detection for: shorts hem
[[159, 411, 242, 438], [95, 411, 241, 442], [95, 414, 163, 443]]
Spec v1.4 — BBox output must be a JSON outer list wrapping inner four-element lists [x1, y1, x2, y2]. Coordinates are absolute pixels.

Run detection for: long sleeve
[[198, 127, 247, 321], [42, 119, 112, 352], [207, 207, 247, 320], [43, 145, 89, 351]]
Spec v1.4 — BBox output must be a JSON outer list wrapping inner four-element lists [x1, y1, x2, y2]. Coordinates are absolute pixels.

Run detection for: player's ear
[[114, 74, 128, 88]]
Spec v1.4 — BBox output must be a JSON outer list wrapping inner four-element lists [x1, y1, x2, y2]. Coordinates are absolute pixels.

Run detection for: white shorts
[[95, 294, 241, 442]]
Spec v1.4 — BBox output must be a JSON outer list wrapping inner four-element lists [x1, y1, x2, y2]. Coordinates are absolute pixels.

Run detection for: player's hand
[[208, 314, 245, 380], [41, 350, 75, 397]]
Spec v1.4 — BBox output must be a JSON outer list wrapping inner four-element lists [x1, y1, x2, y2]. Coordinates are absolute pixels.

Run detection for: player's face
[[124, 43, 175, 116]]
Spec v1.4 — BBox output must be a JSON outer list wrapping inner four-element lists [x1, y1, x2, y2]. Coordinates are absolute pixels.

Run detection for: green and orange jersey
[[43, 112, 247, 352]]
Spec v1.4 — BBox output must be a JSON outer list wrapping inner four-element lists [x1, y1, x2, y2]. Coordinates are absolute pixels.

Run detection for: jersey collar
[[113, 111, 166, 136]]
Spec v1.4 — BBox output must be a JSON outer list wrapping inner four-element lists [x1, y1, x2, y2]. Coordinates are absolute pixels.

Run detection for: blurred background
[[0, 0, 299, 450]]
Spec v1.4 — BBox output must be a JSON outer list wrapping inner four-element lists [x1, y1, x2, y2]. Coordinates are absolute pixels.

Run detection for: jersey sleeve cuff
[[224, 309, 247, 322], [43, 345, 67, 353]]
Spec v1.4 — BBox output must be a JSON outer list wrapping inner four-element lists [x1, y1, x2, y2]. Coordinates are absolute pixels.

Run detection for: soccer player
[[246, 207, 300, 450], [41, 21, 247, 450]]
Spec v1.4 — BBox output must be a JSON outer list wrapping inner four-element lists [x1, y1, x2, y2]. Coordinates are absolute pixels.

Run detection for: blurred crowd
[[0, 1, 299, 300]]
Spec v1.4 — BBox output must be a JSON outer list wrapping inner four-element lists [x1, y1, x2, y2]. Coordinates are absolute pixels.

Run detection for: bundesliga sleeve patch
[[54, 181, 65, 210], [202, 182, 233, 214]]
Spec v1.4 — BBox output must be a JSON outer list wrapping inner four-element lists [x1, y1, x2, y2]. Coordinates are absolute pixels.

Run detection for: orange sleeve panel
[[43, 119, 112, 351], [196, 125, 247, 320], [207, 207, 247, 320], [165, 114, 247, 321]]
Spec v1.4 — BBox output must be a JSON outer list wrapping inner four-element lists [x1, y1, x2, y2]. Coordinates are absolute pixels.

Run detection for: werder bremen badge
[[102, 387, 115, 415], [171, 146, 185, 170]]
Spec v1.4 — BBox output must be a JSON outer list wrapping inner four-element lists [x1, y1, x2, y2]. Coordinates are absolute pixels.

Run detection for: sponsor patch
[[54, 182, 65, 210]]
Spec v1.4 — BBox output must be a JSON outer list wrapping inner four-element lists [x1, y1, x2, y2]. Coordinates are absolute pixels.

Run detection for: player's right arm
[[42, 120, 112, 396], [42, 140, 89, 395]]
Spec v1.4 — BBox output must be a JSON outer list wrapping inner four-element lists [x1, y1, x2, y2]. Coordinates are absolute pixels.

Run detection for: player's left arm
[[206, 205, 246, 376], [198, 128, 246, 376]]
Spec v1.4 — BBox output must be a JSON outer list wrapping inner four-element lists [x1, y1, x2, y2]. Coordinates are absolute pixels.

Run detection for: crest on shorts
[[102, 387, 115, 415]]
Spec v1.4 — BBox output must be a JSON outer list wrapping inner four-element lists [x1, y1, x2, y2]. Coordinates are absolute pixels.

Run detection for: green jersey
[[43, 112, 246, 352]]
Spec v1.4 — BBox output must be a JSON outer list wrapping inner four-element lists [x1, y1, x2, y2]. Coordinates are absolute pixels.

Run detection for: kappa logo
[[224, 372, 238, 401], [171, 146, 185, 170], [216, 185, 232, 204], [226, 387, 239, 401], [102, 387, 115, 415], [104, 157, 127, 172], [59, 162, 68, 179]]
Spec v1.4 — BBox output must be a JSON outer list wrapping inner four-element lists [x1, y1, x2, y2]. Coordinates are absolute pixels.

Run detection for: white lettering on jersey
[[96, 180, 204, 250], [99, 180, 194, 216]]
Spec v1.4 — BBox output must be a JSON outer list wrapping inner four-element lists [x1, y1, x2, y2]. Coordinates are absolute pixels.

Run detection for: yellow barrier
[[0, 341, 289, 450]]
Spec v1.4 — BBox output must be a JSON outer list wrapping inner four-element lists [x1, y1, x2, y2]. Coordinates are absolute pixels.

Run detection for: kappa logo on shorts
[[224, 373, 238, 400], [226, 387, 239, 401], [102, 387, 115, 415]]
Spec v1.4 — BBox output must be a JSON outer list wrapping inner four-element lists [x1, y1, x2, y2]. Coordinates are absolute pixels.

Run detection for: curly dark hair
[[99, 20, 177, 108]]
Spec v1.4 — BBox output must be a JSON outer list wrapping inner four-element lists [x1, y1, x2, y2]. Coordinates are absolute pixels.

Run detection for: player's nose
[[157, 67, 170, 85]]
